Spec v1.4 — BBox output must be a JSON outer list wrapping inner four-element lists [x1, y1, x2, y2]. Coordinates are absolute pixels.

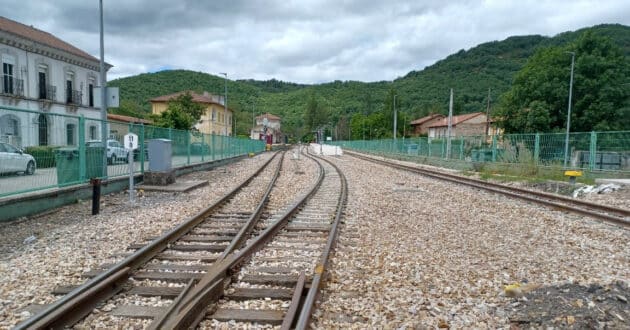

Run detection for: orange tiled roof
[[107, 113, 152, 124], [426, 112, 485, 128], [410, 113, 445, 125], [0, 16, 99, 63]]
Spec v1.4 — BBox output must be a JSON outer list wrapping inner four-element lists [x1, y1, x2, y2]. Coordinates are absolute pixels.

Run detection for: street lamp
[[219, 72, 228, 136], [393, 94, 397, 142], [563, 51, 575, 168]]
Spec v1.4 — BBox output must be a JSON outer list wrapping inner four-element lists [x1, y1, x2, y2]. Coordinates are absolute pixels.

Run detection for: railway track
[[147, 150, 347, 329], [16, 151, 285, 329], [346, 150, 630, 228], [17, 148, 347, 329]]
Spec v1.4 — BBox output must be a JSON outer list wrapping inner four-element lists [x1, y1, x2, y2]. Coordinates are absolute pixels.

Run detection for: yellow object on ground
[[265, 144, 272, 151], [248, 152, 255, 157], [564, 170, 583, 177]]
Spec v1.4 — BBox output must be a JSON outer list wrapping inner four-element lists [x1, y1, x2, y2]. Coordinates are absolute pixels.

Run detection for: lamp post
[[219, 72, 228, 136], [393, 94, 397, 143], [563, 51, 575, 168], [99, 0, 107, 177]]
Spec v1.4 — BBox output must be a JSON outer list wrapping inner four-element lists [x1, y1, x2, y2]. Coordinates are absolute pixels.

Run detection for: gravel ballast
[[312, 154, 628, 328]]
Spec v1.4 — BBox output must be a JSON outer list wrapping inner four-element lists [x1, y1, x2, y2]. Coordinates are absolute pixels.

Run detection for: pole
[[220, 73, 228, 136], [99, 0, 108, 177], [563, 52, 575, 168], [252, 103, 255, 139], [446, 88, 453, 159], [485, 88, 491, 139], [393, 94, 397, 142]]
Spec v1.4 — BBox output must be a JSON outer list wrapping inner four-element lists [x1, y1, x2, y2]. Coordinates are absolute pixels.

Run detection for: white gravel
[[312, 154, 629, 329], [0, 153, 273, 328]]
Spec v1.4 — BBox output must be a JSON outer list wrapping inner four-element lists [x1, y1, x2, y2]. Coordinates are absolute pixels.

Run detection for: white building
[[0, 16, 111, 148]]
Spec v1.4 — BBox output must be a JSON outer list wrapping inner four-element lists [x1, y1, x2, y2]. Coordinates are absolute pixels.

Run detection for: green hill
[[108, 24, 629, 138]]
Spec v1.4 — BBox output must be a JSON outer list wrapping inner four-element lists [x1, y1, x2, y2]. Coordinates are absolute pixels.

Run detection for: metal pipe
[[563, 52, 576, 168], [99, 0, 108, 177]]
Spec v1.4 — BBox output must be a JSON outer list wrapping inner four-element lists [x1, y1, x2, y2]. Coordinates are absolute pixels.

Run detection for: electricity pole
[[446, 88, 453, 159], [563, 52, 575, 168]]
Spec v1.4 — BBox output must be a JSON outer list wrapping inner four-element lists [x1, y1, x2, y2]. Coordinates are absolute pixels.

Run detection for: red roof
[[427, 112, 486, 128], [256, 113, 281, 121], [107, 113, 152, 124], [410, 113, 445, 126], [0, 16, 100, 63]]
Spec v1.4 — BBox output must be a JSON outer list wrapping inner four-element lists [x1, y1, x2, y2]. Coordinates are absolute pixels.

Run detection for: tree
[[153, 92, 205, 130], [303, 93, 329, 133], [498, 32, 629, 133]]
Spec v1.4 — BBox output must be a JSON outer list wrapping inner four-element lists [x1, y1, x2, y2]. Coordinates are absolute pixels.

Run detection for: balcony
[[39, 84, 56, 102], [0, 78, 24, 97], [66, 89, 82, 106]]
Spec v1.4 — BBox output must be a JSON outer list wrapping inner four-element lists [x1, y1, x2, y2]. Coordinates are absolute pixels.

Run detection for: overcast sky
[[5, 0, 629, 83]]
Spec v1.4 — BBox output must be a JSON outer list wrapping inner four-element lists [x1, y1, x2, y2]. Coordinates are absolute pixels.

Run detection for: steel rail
[[156, 151, 327, 329], [148, 151, 286, 329], [15, 152, 281, 330], [348, 151, 629, 227], [295, 151, 349, 329]]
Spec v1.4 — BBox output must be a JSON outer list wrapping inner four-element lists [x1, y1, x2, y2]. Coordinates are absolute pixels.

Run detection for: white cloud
[[4, 0, 629, 83]]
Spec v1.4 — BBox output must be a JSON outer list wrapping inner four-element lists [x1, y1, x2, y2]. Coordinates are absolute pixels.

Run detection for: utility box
[[148, 139, 172, 172]]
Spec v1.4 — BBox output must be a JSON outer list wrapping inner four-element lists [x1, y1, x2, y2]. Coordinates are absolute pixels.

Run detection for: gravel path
[[312, 154, 629, 328], [0, 153, 274, 328]]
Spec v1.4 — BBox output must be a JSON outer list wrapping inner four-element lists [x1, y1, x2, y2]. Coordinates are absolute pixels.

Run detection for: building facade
[[427, 112, 492, 138], [150, 91, 233, 136], [0, 16, 111, 148], [250, 113, 282, 144]]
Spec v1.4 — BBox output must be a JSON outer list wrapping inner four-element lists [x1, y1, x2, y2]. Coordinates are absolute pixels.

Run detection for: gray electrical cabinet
[[148, 139, 172, 172]]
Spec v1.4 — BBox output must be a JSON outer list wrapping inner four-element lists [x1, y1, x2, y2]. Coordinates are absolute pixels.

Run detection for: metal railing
[[332, 131, 630, 175], [39, 84, 57, 101], [0, 77, 24, 97], [66, 89, 82, 105]]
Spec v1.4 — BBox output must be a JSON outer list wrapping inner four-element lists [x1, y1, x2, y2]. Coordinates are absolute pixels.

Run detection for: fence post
[[459, 138, 464, 160], [534, 133, 540, 164], [201, 134, 205, 162], [428, 139, 432, 157], [212, 134, 216, 160], [589, 131, 597, 171], [492, 135, 497, 162], [140, 125, 145, 174], [187, 131, 191, 165], [79, 115, 86, 181]]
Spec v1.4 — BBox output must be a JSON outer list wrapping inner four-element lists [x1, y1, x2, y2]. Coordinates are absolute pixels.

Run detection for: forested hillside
[[108, 24, 629, 139]]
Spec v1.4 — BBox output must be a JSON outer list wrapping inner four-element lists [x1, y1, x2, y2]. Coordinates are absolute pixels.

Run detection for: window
[[38, 72, 47, 99], [65, 71, 75, 104], [66, 123, 76, 145], [212, 109, 216, 121], [89, 126, 97, 140], [2, 62, 13, 94], [88, 83, 94, 107], [38, 115, 48, 146]]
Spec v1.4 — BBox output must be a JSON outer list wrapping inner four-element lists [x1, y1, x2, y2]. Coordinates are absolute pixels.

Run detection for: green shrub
[[24, 145, 61, 168]]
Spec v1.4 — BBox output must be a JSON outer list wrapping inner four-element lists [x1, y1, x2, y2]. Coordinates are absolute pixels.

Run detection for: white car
[[0, 142, 36, 175], [86, 139, 129, 164]]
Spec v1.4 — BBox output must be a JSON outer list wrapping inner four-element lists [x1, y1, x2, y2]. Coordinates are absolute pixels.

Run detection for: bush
[[24, 145, 61, 168]]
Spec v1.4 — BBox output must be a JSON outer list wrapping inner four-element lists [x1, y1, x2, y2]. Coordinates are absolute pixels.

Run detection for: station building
[[0, 16, 111, 148]]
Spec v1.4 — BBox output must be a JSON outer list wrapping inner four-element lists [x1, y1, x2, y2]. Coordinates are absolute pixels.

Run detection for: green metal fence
[[332, 131, 630, 175], [0, 106, 265, 197]]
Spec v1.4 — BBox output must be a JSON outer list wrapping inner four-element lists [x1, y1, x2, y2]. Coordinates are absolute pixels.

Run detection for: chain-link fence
[[0, 106, 265, 197], [332, 131, 630, 176]]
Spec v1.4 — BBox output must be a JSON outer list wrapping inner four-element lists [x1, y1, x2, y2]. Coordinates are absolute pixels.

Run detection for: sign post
[[124, 133, 138, 203]]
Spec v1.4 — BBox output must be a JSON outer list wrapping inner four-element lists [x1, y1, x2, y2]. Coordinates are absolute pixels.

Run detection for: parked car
[[86, 139, 129, 164], [0, 142, 36, 175]]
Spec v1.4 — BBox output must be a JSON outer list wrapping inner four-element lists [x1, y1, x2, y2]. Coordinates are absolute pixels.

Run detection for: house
[[409, 113, 445, 136], [427, 112, 498, 138], [150, 91, 233, 136], [250, 113, 282, 144], [106, 113, 152, 138], [0, 16, 112, 148]]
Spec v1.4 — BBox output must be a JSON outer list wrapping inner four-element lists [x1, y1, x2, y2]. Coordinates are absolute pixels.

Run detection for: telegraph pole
[[485, 88, 491, 139], [99, 0, 108, 177]]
